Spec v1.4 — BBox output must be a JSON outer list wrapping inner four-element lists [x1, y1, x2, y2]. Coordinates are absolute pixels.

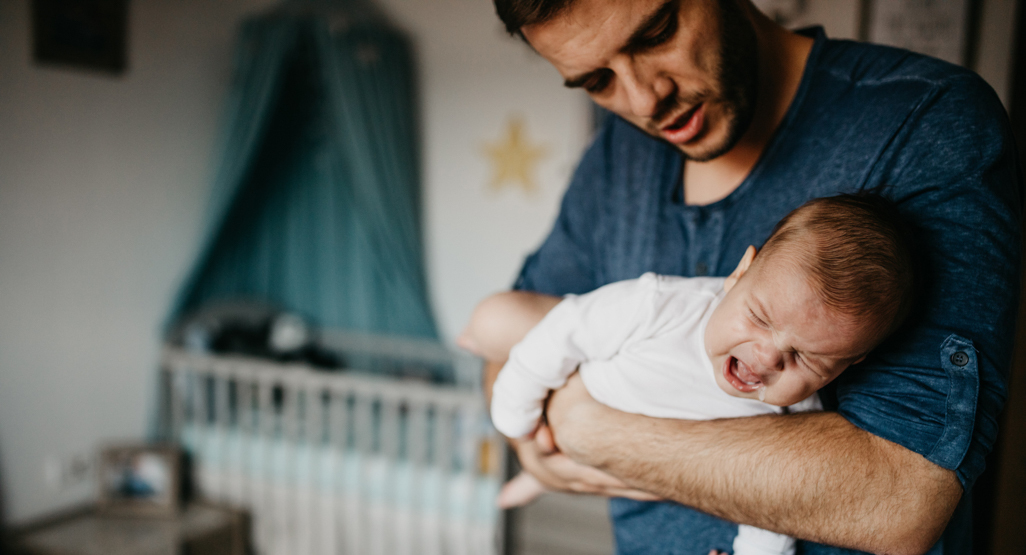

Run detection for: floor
[[510, 492, 614, 555]]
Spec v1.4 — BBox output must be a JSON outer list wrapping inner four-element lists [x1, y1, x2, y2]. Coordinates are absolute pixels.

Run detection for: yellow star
[[483, 116, 548, 193]]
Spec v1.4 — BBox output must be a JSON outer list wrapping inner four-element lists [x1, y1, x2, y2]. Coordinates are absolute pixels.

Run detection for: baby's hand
[[497, 471, 548, 508]]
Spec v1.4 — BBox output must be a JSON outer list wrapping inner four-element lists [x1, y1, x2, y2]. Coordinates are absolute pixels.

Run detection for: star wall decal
[[482, 116, 548, 194]]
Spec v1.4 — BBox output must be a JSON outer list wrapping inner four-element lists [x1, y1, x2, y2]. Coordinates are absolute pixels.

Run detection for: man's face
[[704, 251, 874, 406], [522, 0, 758, 161]]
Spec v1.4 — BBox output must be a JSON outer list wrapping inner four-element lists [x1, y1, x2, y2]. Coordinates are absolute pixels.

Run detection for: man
[[483, 0, 1022, 554]]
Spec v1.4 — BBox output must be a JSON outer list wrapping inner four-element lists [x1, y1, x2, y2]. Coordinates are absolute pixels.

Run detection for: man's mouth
[[723, 356, 763, 393], [660, 103, 704, 145]]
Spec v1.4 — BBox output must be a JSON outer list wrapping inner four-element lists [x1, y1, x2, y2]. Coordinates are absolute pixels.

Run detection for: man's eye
[[584, 70, 613, 93], [633, 9, 679, 51]]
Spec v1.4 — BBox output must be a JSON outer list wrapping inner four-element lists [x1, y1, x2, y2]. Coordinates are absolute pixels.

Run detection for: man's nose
[[613, 59, 663, 118]]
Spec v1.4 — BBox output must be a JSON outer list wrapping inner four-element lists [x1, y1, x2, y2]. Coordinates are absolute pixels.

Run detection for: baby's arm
[[486, 278, 656, 439], [459, 292, 564, 507], [461, 276, 661, 506], [458, 291, 562, 363]]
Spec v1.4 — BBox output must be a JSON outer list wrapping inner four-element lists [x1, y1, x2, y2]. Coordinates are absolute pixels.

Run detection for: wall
[[976, 0, 1020, 107], [0, 0, 591, 524], [376, 0, 592, 344], [0, 0, 278, 523]]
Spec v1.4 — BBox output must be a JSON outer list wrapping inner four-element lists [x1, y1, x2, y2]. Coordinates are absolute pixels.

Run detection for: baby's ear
[[723, 246, 757, 292]]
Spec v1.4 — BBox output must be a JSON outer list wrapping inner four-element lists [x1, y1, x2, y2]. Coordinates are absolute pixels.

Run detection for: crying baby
[[460, 193, 916, 555]]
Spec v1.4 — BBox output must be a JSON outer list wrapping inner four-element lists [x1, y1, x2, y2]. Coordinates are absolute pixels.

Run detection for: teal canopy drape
[[167, 0, 438, 340]]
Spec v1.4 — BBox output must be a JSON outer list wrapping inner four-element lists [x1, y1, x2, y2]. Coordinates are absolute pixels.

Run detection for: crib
[[158, 345, 506, 555]]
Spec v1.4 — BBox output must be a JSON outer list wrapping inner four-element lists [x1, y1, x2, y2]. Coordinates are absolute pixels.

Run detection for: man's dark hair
[[493, 0, 575, 36], [758, 193, 918, 341]]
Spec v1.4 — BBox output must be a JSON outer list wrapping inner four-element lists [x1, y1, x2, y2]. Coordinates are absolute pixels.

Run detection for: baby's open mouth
[[724, 356, 763, 393]]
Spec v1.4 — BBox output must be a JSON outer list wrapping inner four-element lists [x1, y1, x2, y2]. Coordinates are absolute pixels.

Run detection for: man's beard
[[652, 0, 759, 162]]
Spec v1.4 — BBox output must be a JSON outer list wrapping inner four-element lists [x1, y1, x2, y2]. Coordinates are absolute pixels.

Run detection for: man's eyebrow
[[562, 0, 678, 89], [623, 0, 679, 53]]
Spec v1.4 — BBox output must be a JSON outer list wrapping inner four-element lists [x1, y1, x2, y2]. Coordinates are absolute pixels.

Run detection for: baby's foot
[[497, 471, 547, 508]]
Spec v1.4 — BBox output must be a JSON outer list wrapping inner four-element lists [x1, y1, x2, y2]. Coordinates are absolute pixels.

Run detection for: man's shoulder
[[817, 36, 980, 89], [786, 35, 1014, 194], [813, 36, 1004, 119]]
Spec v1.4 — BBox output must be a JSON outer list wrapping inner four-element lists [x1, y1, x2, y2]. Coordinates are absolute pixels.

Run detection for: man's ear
[[723, 245, 757, 293]]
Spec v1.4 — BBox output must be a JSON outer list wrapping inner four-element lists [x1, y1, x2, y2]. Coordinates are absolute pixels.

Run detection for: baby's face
[[705, 250, 876, 406]]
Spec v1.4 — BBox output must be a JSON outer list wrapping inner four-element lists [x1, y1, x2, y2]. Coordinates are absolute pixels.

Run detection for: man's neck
[[683, 10, 814, 206]]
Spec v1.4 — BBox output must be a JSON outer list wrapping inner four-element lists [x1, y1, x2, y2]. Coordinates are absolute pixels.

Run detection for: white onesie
[[491, 273, 821, 555]]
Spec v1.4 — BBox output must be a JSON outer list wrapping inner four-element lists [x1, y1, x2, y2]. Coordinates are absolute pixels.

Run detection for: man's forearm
[[549, 382, 962, 555]]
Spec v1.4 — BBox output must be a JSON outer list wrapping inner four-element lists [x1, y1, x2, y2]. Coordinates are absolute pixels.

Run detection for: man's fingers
[[497, 472, 548, 508], [515, 448, 662, 500], [544, 371, 597, 433], [534, 423, 557, 454], [509, 376, 661, 500]]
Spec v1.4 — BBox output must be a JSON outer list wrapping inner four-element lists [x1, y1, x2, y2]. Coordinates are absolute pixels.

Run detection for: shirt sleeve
[[490, 275, 657, 438], [836, 71, 1022, 490], [733, 525, 796, 555]]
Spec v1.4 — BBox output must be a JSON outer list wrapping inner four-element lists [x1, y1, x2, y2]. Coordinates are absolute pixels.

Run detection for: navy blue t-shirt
[[514, 28, 1021, 555]]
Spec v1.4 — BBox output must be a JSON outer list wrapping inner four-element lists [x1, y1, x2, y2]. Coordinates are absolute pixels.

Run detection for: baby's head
[[706, 194, 915, 406]]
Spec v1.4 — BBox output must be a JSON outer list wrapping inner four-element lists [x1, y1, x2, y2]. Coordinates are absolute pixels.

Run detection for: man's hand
[[509, 422, 661, 501], [484, 360, 659, 502], [545, 374, 962, 555]]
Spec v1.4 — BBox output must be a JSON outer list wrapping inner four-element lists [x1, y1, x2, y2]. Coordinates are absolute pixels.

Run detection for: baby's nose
[[752, 343, 784, 372]]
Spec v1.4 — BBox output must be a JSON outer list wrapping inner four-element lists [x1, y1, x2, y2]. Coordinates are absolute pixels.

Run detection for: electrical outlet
[[43, 453, 94, 491], [43, 456, 63, 490], [66, 453, 92, 486]]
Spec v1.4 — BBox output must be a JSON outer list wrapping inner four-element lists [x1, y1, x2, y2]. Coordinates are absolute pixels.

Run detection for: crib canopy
[[167, 0, 438, 340]]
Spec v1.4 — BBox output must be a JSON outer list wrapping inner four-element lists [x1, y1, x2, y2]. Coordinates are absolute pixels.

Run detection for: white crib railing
[[159, 347, 505, 555]]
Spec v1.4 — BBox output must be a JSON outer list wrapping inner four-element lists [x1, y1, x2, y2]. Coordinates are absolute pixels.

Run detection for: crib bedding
[[162, 348, 504, 555]]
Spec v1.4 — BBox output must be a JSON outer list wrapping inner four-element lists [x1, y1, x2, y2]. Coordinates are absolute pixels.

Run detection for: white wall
[[0, 0, 590, 524], [376, 0, 592, 343], [0, 0, 278, 523]]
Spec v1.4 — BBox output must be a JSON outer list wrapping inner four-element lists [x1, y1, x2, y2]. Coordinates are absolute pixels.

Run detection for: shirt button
[[950, 351, 969, 367], [695, 262, 708, 276]]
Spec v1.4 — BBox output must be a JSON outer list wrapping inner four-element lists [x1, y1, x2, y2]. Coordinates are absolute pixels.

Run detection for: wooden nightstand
[[12, 503, 248, 555]]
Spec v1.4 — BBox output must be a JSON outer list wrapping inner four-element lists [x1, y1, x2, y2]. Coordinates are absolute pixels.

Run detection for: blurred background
[[0, 0, 1023, 554]]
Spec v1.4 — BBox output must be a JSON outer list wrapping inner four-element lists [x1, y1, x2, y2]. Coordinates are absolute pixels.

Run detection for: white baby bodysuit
[[491, 272, 821, 555]]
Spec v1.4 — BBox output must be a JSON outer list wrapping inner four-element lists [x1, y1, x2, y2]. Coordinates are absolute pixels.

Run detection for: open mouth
[[723, 356, 763, 393], [660, 103, 704, 144]]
